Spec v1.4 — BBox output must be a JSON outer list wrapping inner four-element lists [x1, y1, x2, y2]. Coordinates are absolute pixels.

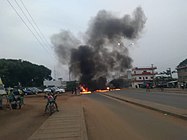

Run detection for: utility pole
[[151, 64, 155, 87], [168, 68, 172, 79]]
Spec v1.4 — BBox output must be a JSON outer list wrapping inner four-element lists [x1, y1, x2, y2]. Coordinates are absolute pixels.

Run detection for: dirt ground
[[0, 93, 130, 140], [0, 93, 143, 140], [1, 93, 187, 140], [0, 94, 72, 140]]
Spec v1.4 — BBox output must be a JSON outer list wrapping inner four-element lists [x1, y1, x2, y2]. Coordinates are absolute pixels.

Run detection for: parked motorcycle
[[9, 88, 23, 109]]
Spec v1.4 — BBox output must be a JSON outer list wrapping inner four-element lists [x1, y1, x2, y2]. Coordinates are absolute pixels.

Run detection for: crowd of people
[[0, 88, 24, 110]]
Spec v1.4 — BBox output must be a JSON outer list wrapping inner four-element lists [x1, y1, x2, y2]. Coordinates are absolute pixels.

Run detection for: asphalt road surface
[[110, 90, 187, 109], [83, 93, 187, 140]]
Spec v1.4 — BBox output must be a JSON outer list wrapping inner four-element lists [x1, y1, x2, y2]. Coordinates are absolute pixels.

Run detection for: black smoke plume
[[51, 7, 146, 90]]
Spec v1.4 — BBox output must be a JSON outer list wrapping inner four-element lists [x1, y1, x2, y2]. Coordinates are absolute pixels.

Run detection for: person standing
[[146, 83, 150, 92], [18, 89, 24, 105]]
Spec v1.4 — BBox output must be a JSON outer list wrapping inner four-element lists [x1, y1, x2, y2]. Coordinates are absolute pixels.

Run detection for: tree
[[159, 68, 176, 79], [0, 59, 52, 87], [178, 58, 187, 67]]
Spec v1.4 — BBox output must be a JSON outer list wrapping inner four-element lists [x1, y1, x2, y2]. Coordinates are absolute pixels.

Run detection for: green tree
[[0, 59, 52, 87]]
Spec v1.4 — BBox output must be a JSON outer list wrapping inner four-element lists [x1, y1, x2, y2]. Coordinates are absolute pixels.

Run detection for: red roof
[[132, 67, 157, 70]]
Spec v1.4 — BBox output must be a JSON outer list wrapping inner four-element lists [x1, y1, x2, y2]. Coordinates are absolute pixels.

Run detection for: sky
[[0, 0, 187, 80]]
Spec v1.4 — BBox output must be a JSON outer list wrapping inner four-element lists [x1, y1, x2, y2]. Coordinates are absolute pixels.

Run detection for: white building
[[131, 66, 157, 88], [43, 79, 66, 88]]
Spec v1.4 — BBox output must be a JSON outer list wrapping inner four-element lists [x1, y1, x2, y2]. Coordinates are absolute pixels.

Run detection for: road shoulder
[[102, 92, 187, 120]]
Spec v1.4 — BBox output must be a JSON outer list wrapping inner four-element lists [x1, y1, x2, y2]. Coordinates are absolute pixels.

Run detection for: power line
[[14, 0, 50, 51], [19, 0, 52, 48], [6, 0, 58, 78], [6, 0, 53, 57]]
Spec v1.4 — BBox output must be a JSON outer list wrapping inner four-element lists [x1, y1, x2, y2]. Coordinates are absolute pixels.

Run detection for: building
[[43, 79, 66, 88], [127, 70, 132, 80], [131, 66, 157, 88], [177, 59, 187, 88]]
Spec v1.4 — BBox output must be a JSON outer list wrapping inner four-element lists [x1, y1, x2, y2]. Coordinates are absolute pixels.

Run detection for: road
[[82, 93, 187, 140], [110, 90, 187, 109]]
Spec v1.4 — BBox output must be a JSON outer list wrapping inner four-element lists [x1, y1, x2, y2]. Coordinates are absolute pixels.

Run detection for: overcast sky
[[1, 0, 187, 80]]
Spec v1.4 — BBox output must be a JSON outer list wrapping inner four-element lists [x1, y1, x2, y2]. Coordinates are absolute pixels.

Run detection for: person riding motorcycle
[[44, 92, 59, 112]]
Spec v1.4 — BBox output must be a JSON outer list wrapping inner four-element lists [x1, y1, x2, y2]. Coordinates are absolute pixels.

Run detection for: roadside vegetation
[[0, 59, 52, 87]]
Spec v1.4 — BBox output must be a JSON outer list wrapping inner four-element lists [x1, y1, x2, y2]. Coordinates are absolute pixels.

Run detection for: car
[[43, 87, 65, 93], [30, 87, 42, 94], [55, 88, 65, 93], [44, 88, 52, 93], [35, 87, 42, 93], [23, 88, 34, 95]]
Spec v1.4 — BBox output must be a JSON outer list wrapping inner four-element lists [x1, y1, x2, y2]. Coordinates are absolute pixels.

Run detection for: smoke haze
[[51, 7, 146, 89]]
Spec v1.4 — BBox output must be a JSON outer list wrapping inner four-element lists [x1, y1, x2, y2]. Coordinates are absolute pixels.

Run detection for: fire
[[95, 87, 121, 93], [95, 89, 109, 92], [80, 85, 91, 94], [79, 85, 121, 94], [96, 87, 110, 92]]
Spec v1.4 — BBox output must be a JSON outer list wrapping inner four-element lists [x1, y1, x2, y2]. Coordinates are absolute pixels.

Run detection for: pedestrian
[[77, 86, 80, 95], [181, 83, 185, 90], [74, 87, 77, 95], [71, 86, 74, 94], [146, 83, 150, 92], [18, 89, 24, 105], [7, 88, 14, 109]]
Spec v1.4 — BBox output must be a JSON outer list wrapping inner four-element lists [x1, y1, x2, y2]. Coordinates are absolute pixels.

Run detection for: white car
[[55, 88, 65, 93], [43, 88, 51, 93]]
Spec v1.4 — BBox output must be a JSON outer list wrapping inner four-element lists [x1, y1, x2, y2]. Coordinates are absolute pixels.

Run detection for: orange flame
[[95, 87, 121, 93], [80, 85, 91, 94]]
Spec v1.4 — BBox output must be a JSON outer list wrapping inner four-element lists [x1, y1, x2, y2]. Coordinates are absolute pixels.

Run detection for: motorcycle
[[44, 94, 58, 115], [10, 95, 22, 109]]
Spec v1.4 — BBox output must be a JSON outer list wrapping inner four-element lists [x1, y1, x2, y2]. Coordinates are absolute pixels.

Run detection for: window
[[139, 77, 141, 79], [146, 77, 148, 79]]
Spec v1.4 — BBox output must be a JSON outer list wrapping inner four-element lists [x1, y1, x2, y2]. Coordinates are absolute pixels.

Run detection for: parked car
[[23, 88, 34, 95], [55, 87, 65, 93], [43, 88, 52, 93], [35, 87, 42, 93], [30, 87, 42, 94]]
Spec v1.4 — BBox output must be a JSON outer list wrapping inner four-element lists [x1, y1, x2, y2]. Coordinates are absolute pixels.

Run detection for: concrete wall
[[43, 80, 66, 88]]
